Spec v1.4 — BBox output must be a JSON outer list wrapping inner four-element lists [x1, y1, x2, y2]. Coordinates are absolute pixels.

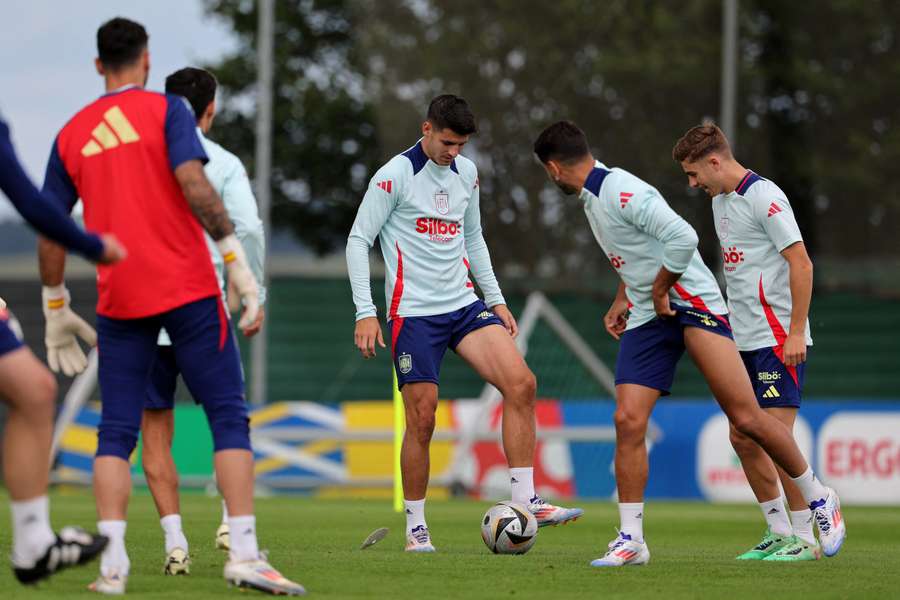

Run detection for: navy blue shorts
[[740, 346, 807, 409], [389, 299, 504, 389], [615, 305, 733, 396], [0, 310, 23, 357], [96, 296, 249, 457], [144, 345, 180, 410]]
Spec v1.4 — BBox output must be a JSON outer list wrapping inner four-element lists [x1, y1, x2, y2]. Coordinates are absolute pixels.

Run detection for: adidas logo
[[619, 191, 633, 208], [405, 508, 413, 515], [767, 202, 782, 217], [762, 385, 781, 399], [510, 477, 519, 484], [635, 512, 643, 519], [81, 106, 140, 157], [767, 508, 780, 514], [376, 179, 393, 193]]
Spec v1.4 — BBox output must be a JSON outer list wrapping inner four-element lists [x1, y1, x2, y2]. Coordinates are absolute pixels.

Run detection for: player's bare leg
[[456, 324, 582, 526], [141, 409, 190, 574], [731, 407, 820, 560], [684, 327, 843, 555], [398, 381, 438, 552], [591, 383, 657, 567], [0, 347, 108, 584]]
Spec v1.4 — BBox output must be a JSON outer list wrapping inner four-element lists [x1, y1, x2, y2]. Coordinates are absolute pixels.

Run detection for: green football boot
[[763, 536, 822, 562], [735, 528, 792, 560]]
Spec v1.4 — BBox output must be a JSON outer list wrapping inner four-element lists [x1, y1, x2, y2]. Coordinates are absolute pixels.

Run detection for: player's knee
[[408, 407, 436, 443], [729, 425, 755, 455], [26, 369, 57, 420], [731, 411, 764, 441], [500, 368, 537, 409], [613, 408, 647, 442]]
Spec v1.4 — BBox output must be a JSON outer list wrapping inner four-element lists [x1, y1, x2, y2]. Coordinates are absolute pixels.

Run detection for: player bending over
[[138, 67, 267, 576], [0, 111, 124, 585], [532, 120, 844, 567], [347, 95, 582, 553], [37, 18, 302, 595], [674, 124, 821, 561]]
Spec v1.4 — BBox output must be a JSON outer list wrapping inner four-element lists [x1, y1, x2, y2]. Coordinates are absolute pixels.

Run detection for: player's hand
[[491, 304, 518, 338], [98, 234, 127, 265], [653, 291, 677, 318], [782, 332, 807, 366], [355, 316, 385, 359], [42, 285, 96, 377], [604, 299, 630, 340], [241, 307, 265, 338], [217, 234, 259, 330]]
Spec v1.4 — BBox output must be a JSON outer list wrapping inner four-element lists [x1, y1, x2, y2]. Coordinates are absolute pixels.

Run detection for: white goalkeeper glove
[[42, 284, 96, 376], [217, 234, 259, 330], [0, 296, 6, 310]]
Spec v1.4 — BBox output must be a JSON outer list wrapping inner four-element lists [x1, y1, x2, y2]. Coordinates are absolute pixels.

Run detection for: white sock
[[791, 509, 816, 544], [160, 514, 189, 554], [759, 497, 792, 536], [10, 495, 56, 567], [228, 515, 259, 562], [790, 466, 828, 506], [618, 502, 644, 542], [509, 467, 536, 505], [221, 500, 229, 524], [404, 498, 427, 534], [98, 520, 130, 577]]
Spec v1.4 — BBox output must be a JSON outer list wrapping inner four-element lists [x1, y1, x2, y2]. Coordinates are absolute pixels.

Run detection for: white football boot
[[215, 523, 230, 552], [809, 487, 846, 557], [527, 496, 584, 527], [405, 525, 436, 552], [590, 531, 650, 567], [224, 557, 305, 596], [163, 547, 190, 575], [88, 571, 127, 595]]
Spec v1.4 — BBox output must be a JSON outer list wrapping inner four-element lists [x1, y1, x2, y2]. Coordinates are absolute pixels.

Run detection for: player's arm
[[0, 121, 121, 263], [627, 189, 699, 317], [780, 242, 813, 366], [165, 94, 258, 329], [758, 192, 811, 366], [462, 171, 515, 336], [347, 170, 399, 358], [604, 281, 630, 340], [221, 157, 267, 336]]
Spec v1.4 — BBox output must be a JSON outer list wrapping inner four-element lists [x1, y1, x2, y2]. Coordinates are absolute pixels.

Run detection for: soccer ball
[[480, 501, 538, 554]]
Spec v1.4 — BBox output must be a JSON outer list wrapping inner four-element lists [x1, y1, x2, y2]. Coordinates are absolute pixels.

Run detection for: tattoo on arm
[[174, 160, 234, 240]]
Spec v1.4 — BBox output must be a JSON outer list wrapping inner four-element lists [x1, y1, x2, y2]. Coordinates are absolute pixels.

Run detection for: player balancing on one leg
[[0, 110, 125, 585], [37, 18, 302, 595], [532, 121, 845, 567], [347, 95, 583, 552], [137, 67, 267, 576], [674, 124, 823, 561]]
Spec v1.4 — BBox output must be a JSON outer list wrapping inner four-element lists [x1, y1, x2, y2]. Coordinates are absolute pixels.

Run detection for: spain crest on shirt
[[434, 190, 450, 215]]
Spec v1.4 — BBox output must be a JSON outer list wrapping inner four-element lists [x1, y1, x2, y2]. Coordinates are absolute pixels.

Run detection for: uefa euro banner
[[54, 399, 900, 505]]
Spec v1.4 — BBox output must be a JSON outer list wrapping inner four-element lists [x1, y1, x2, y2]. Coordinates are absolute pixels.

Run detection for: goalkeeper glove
[[42, 284, 96, 376], [0, 296, 5, 310], [217, 234, 259, 330]]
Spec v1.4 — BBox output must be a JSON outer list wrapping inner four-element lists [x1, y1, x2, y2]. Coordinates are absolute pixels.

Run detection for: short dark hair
[[165, 68, 218, 122], [426, 94, 477, 135], [533, 120, 590, 164], [672, 123, 732, 163], [97, 17, 148, 70]]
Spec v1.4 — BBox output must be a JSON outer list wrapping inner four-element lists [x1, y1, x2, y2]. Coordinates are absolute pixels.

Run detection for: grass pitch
[[1, 491, 897, 599]]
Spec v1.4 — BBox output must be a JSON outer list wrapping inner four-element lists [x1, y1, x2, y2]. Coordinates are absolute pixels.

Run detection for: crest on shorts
[[434, 190, 450, 215], [398, 352, 413, 374], [718, 216, 729, 240]]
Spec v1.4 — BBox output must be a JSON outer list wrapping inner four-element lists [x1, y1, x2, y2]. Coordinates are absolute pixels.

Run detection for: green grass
[[1, 492, 897, 599]]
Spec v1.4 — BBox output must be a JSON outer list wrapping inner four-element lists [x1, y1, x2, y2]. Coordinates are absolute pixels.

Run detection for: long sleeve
[[462, 176, 505, 307], [628, 191, 698, 274], [346, 178, 397, 321], [0, 121, 104, 260], [222, 157, 267, 305]]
